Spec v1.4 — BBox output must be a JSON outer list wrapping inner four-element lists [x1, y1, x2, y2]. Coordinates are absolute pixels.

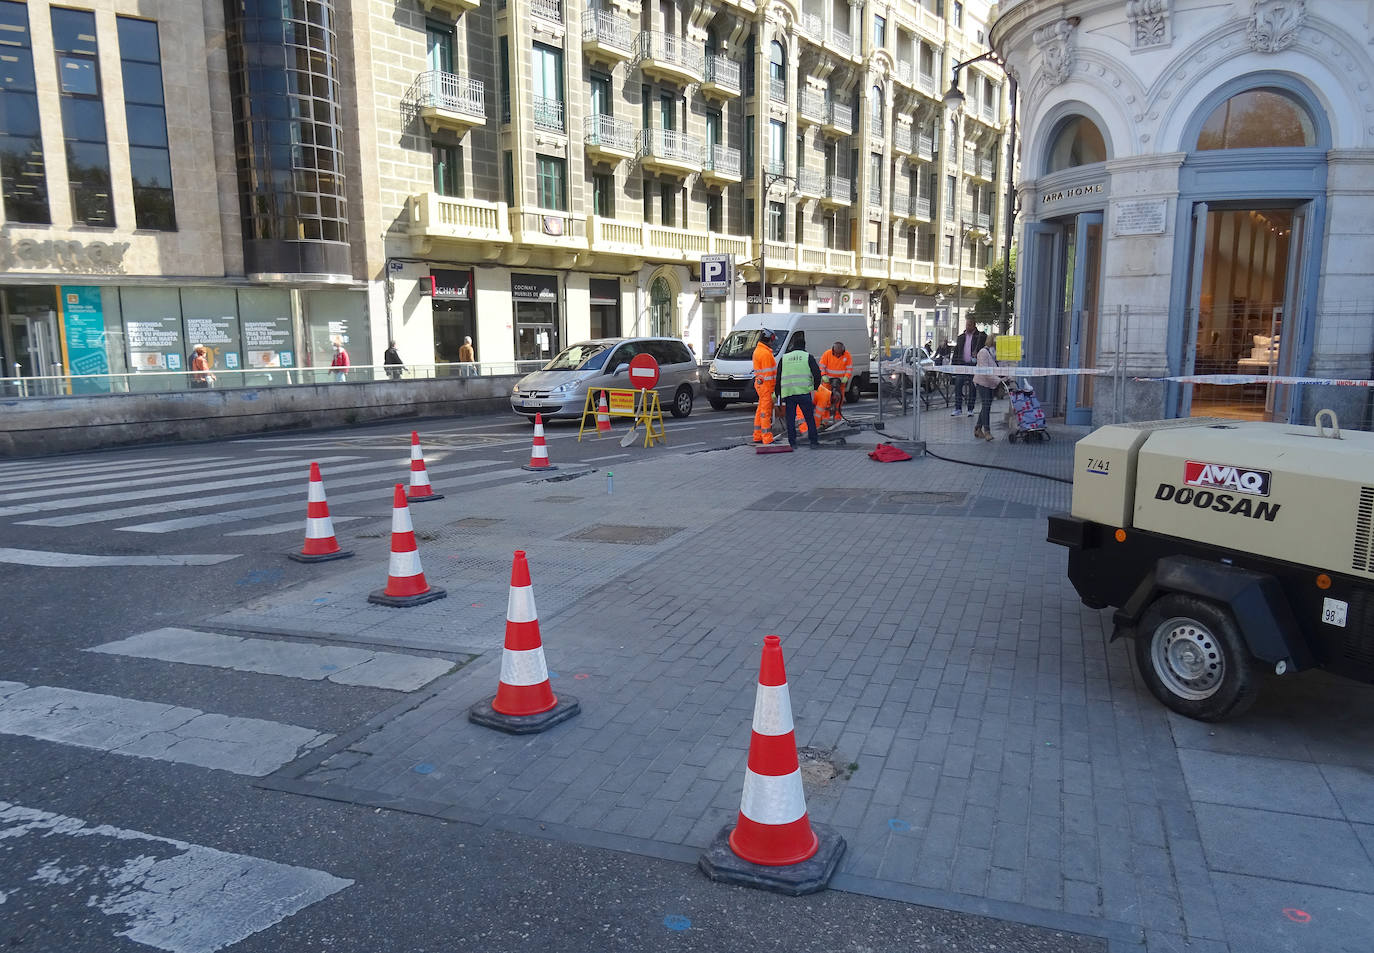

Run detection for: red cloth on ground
[[867, 442, 913, 462]]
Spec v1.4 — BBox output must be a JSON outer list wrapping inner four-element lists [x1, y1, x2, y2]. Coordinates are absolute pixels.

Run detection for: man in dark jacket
[[778, 332, 823, 448], [950, 318, 986, 417]]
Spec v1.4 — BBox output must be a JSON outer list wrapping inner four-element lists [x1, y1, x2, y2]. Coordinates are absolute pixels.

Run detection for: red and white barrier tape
[[1132, 374, 1374, 387]]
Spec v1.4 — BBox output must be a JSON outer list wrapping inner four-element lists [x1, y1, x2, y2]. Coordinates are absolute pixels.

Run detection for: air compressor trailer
[[1048, 412, 1374, 721]]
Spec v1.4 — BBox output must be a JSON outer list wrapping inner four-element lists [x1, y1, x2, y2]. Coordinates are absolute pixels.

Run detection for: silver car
[[510, 337, 701, 421]]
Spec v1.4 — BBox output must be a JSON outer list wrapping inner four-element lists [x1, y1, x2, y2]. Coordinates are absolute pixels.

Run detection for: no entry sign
[[628, 353, 660, 390]]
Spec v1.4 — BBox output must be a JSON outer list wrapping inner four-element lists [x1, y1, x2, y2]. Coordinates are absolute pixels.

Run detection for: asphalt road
[[0, 404, 1106, 953]]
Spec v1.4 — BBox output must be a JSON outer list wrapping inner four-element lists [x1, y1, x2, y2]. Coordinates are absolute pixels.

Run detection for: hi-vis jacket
[[779, 350, 821, 398], [818, 349, 853, 384], [752, 341, 777, 388]]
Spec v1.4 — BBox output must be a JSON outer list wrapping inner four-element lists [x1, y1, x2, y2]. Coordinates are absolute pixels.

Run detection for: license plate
[[721, 390, 740, 398]]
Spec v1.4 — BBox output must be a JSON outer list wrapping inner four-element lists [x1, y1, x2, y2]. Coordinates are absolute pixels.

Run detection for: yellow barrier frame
[[576, 387, 666, 447]]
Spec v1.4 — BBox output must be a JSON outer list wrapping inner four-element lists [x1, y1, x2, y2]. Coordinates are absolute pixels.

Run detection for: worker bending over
[[816, 341, 853, 425]]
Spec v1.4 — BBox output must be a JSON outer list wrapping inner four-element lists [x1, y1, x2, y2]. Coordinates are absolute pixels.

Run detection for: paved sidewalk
[[211, 401, 1374, 953]]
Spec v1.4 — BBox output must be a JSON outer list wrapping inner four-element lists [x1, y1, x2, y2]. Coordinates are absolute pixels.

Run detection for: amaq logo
[[1184, 461, 1271, 497]]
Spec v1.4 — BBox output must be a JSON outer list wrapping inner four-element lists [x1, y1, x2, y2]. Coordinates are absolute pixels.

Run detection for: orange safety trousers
[[753, 383, 775, 443]]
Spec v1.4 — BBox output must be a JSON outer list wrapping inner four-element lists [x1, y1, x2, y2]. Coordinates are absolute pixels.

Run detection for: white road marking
[[0, 455, 364, 503], [87, 629, 453, 691], [119, 468, 534, 533], [0, 800, 351, 953], [584, 453, 629, 462], [17, 458, 411, 528], [672, 442, 706, 450], [0, 455, 362, 518], [0, 548, 239, 567], [224, 515, 364, 536], [0, 682, 329, 776], [0, 456, 228, 488]]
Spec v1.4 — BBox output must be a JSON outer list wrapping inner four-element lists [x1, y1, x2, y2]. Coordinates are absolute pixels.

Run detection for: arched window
[[769, 40, 786, 100], [1046, 115, 1107, 173], [650, 277, 675, 337], [870, 86, 883, 134], [1196, 87, 1315, 150]]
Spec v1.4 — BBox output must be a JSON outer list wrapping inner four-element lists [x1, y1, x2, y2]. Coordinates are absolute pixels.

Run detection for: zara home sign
[[1041, 182, 1104, 206]]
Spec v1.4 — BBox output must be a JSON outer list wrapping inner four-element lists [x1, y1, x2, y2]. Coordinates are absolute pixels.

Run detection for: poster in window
[[184, 314, 241, 375], [125, 311, 183, 373], [242, 314, 295, 368]]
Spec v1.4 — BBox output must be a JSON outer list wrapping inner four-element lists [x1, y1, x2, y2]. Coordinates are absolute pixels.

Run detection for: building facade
[[992, 0, 1374, 426], [0, 0, 1013, 393]]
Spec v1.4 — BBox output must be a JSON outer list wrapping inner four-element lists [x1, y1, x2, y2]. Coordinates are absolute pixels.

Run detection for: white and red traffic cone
[[469, 550, 579, 733], [596, 391, 613, 434], [406, 430, 444, 502], [367, 484, 446, 607], [699, 634, 845, 895], [522, 413, 558, 471], [287, 462, 353, 563]]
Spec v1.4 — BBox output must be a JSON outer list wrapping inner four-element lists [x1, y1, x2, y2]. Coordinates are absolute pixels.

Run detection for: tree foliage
[[972, 247, 1016, 333]]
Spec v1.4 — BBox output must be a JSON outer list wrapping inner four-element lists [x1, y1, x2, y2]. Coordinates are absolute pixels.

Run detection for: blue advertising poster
[[60, 286, 111, 394]]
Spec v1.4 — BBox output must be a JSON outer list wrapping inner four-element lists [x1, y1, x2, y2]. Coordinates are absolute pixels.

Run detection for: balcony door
[[426, 23, 453, 73]]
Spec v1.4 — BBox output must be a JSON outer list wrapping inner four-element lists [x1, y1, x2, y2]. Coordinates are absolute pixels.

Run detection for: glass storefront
[[512, 273, 559, 363], [432, 269, 476, 374]]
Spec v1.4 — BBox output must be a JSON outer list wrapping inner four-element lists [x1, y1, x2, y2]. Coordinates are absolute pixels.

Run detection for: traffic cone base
[[288, 547, 353, 564], [698, 822, 845, 897], [522, 413, 559, 471], [406, 490, 445, 502], [468, 693, 580, 735]]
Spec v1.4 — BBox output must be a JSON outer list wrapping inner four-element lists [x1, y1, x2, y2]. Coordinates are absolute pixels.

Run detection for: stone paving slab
[[214, 408, 1374, 953]]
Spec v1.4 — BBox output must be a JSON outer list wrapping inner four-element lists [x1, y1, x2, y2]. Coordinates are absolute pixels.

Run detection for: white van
[[702, 313, 871, 410]]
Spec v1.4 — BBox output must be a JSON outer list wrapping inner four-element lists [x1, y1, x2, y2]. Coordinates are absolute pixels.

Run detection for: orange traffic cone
[[367, 484, 447, 607], [469, 550, 579, 734], [699, 635, 845, 895], [596, 391, 613, 434], [287, 462, 353, 563], [406, 430, 444, 502], [522, 413, 558, 471]]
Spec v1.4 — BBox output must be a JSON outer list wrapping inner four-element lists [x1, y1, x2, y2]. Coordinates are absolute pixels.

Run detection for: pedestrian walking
[[751, 329, 778, 445], [973, 333, 1001, 442], [779, 332, 822, 449], [458, 335, 475, 376], [330, 340, 350, 382], [189, 344, 214, 389], [383, 340, 404, 381], [950, 318, 986, 417]]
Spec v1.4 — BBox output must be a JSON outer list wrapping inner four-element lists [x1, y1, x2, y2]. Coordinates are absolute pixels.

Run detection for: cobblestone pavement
[[212, 402, 1374, 953]]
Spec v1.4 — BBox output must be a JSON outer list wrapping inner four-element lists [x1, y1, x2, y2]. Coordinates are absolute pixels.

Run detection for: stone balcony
[[701, 54, 741, 100], [701, 143, 742, 186], [581, 9, 633, 65], [633, 31, 704, 86], [583, 114, 635, 164], [411, 70, 486, 136], [637, 128, 703, 177]]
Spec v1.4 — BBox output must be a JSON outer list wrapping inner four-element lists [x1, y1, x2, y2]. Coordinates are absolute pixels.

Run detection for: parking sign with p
[[700, 254, 732, 298]]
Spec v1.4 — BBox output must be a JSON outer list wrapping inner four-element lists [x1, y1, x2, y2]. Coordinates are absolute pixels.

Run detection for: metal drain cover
[[882, 491, 966, 505], [452, 517, 503, 529], [561, 525, 684, 545]]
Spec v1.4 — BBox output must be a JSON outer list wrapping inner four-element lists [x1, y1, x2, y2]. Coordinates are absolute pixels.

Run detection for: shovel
[[620, 389, 644, 447]]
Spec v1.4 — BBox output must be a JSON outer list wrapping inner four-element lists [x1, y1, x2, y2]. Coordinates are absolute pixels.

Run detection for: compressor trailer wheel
[[1133, 594, 1261, 722]]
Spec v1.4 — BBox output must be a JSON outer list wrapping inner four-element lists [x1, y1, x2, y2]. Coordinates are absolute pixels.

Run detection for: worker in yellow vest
[[779, 333, 822, 449]]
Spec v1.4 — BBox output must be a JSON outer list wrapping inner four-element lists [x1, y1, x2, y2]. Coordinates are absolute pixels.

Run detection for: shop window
[[1196, 88, 1315, 150], [0, 1, 50, 224], [1045, 115, 1107, 172]]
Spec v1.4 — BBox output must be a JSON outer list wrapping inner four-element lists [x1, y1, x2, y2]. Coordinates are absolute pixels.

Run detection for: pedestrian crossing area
[[0, 625, 458, 950], [0, 446, 523, 541]]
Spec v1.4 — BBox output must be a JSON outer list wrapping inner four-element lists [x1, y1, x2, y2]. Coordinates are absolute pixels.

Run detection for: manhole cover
[[797, 746, 850, 787], [561, 524, 684, 545], [539, 495, 584, 503], [882, 491, 966, 505], [452, 517, 502, 529]]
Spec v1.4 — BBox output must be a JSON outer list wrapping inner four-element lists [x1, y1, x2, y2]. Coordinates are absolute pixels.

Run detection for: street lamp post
[[943, 50, 1016, 333], [755, 170, 796, 312]]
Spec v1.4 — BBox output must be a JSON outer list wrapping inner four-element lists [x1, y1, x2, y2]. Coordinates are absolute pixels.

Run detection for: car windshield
[[715, 330, 781, 361], [543, 343, 609, 370]]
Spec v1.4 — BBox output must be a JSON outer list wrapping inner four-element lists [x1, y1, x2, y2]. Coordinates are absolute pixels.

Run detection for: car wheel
[[671, 385, 694, 418], [1134, 593, 1261, 721], [708, 398, 728, 411]]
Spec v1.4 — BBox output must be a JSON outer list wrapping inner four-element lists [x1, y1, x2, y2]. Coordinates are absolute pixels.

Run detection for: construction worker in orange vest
[[816, 341, 853, 426], [752, 329, 778, 444]]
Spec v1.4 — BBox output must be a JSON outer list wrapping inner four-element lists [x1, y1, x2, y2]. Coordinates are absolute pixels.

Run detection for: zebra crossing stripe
[[0, 800, 351, 953], [87, 629, 453, 691], [0, 455, 351, 503], [0, 682, 330, 776], [0, 456, 227, 488], [0, 455, 362, 518], [0, 548, 239, 567], [225, 515, 364, 536]]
